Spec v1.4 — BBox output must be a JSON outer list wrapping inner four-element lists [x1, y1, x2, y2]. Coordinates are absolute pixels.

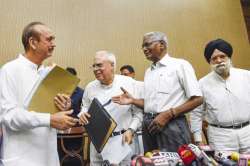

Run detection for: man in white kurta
[[79, 51, 142, 165], [0, 22, 77, 166], [190, 39, 250, 153]]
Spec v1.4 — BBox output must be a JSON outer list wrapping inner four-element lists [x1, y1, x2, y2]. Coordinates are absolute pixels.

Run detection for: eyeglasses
[[90, 63, 104, 70]]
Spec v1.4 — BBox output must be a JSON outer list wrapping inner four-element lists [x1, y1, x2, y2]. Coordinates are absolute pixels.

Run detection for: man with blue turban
[[190, 38, 250, 153]]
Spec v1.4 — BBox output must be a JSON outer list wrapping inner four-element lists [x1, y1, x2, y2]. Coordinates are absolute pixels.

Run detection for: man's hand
[[78, 112, 91, 125], [50, 110, 78, 130], [112, 87, 134, 105], [122, 129, 134, 145], [54, 93, 71, 111], [148, 110, 173, 134]]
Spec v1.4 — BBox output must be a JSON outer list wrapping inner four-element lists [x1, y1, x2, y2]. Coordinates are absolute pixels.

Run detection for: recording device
[[131, 155, 155, 166], [178, 144, 198, 166], [231, 152, 250, 166], [188, 144, 216, 166], [150, 152, 184, 166], [198, 145, 214, 157], [214, 152, 237, 166]]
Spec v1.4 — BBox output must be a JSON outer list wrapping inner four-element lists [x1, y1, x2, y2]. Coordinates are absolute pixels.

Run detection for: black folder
[[85, 98, 117, 153]]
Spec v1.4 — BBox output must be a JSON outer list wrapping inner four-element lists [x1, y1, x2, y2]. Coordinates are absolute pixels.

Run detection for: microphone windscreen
[[178, 145, 196, 166]]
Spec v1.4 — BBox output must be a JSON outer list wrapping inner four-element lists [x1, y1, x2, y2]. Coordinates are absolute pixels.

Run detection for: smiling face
[[142, 34, 167, 63], [33, 25, 56, 60], [92, 52, 115, 85]]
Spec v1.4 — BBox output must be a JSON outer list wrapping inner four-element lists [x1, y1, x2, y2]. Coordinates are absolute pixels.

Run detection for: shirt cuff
[[35, 112, 50, 127], [128, 121, 139, 132]]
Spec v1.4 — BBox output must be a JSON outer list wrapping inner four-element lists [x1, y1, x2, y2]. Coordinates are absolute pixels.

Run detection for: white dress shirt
[[144, 54, 202, 113], [190, 68, 250, 142], [0, 55, 59, 166]]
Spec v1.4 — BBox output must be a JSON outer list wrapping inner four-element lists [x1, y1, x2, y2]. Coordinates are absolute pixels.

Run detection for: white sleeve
[[0, 68, 50, 131], [78, 85, 91, 117], [128, 80, 143, 131], [190, 97, 206, 142], [178, 61, 202, 98]]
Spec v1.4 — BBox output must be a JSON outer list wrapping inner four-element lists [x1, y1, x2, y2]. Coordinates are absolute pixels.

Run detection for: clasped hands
[[50, 93, 78, 130]]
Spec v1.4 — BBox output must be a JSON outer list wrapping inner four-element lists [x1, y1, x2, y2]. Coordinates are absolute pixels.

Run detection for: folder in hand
[[85, 98, 117, 153], [28, 65, 80, 114]]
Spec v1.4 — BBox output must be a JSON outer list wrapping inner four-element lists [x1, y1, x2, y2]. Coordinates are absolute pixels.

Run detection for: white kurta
[[0, 55, 59, 166], [190, 68, 250, 143]]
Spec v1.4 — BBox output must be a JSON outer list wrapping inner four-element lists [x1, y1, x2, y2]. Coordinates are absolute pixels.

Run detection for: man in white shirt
[[113, 32, 203, 152], [190, 39, 250, 153], [0, 22, 78, 166], [78, 51, 143, 165]]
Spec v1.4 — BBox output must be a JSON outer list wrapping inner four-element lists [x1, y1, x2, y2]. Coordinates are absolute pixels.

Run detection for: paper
[[101, 135, 132, 164], [27, 65, 80, 114]]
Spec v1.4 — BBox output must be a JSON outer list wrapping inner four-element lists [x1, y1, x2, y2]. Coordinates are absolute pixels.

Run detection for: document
[[84, 98, 117, 153], [27, 65, 80, 114], [101, 135, 132, 164]]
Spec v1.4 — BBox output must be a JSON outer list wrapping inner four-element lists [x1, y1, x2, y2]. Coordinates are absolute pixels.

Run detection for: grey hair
[[95, 50, 116, 69], [143, 31, 168, 46]]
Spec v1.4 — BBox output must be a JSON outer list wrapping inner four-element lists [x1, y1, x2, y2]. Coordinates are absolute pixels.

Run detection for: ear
[[29, 37, 37, 50], [159, 41, 165, 51]]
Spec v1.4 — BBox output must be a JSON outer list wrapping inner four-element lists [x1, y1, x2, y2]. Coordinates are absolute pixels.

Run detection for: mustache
[[213, 62, 226, 68]]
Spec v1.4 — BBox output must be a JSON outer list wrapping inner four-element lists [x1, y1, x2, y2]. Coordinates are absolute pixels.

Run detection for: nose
[[215, 57, 223, 64], [52, 41, 56, 48]]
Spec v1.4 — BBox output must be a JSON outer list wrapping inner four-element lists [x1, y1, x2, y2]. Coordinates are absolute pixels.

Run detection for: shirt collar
[[151, 53, 170, 70], [18, 54, 44, 71], [99, 75, 116, 89]]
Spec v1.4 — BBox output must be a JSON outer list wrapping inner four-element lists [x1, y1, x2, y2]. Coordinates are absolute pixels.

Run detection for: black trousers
[[142, 113, 191, 153]]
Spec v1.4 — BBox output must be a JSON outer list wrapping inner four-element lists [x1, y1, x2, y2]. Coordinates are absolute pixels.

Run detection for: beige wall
[[0, 0, 249, 87]]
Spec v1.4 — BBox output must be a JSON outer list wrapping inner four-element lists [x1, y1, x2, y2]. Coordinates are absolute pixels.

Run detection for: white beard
[[211, 59, 232, 76]]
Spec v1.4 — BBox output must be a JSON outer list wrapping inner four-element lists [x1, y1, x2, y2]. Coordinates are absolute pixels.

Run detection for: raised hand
[[112, 87, 134, 105]]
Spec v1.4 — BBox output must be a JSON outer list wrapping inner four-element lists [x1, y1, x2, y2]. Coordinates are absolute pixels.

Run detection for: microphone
[[178, 144, 198, 166], [150, 152, 184, 166], [131, 155, 155, 166], [214, 152, 237, 166], [231, 152, 250, 165], [188, 144, 216, 165]]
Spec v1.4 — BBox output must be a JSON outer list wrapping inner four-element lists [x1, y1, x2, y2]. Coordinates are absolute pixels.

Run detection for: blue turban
[[204, 39, 233, 63]]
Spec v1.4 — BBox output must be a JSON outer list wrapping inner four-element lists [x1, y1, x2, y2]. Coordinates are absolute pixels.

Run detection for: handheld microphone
[[214, 152, 237, 166], [151, 152, 184, 166], [188, 144, 215, 165], [131, 155, 155, 166], [178, 144, 198, 166]]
